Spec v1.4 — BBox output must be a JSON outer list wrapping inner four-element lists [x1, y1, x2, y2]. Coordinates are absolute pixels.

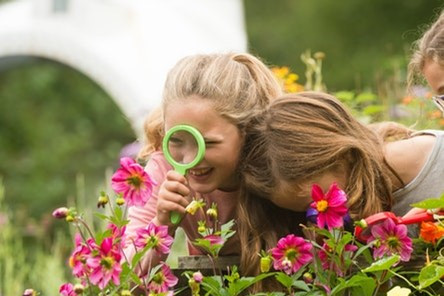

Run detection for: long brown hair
[[238, 91, 412, 284]]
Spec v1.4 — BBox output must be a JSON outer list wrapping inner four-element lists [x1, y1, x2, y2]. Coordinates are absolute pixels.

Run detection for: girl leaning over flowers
[[238, 91, 444, 287]]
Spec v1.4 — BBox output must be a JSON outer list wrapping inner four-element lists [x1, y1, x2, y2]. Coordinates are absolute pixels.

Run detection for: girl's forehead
[[163, 97, 235, 134]]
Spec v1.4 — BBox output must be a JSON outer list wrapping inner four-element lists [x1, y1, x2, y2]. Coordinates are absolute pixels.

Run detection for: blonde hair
[[238, 91, 412, 284], [138, 106, 163, 160], [140, 52, 282, 158], [408, 10, 444, 89]]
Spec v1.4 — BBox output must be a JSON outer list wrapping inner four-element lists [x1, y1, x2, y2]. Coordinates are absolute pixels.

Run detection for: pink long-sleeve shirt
[[124, 151, 240, 273]]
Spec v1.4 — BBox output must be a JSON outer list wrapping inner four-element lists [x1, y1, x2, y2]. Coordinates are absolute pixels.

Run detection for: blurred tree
[[0, 57, 135, 218], [244, 0, 443, 91]]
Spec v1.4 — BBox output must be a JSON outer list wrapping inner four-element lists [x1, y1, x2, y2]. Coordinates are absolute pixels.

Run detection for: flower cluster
[[50, 157, 178, 295], [24, 157, 444, 295]]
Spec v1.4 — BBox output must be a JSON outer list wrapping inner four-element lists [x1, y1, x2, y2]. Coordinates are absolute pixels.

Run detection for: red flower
[[111, 157, 156, 207], [310, 183, 348, 230]]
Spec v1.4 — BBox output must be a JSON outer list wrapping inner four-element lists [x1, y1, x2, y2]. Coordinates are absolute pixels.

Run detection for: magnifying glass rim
[[162, 124, 206, 175]]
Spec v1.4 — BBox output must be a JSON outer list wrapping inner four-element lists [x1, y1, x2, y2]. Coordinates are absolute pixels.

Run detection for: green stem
[[76, 217, 95, 239], [387, 269, 434, 296], [372, 270, 387, 296]]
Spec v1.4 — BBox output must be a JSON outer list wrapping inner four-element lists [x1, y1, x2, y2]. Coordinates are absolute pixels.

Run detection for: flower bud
[[198, 225, 206, 233], [97, 193, 109, 208], [120, 290, 132, 296], [65, 215, 74, 222], [354, 219, 368, 229], [314, 52, 325, 60], [185, 200, 201, 215], [22, 289, 37, 296], [73, 283, 84, 294], [193, 271, 203, 283], [231, 271, 240, 280], [206, 208, 218, 219], [116, 197, 125, 206], [260, 256, 272, 273], [303, 272, 313, 284], [52, 207, 69, 219]]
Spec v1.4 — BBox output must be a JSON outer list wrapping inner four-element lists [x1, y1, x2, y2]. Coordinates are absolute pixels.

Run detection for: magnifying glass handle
[[170, 211, 182, 225]]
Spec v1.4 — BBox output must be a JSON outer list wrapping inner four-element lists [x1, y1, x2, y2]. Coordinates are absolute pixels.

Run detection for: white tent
[[0, 0, 247, 136]]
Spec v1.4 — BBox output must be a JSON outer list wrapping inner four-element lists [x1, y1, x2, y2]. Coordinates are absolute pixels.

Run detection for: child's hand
[[156, 170, 191, 225]]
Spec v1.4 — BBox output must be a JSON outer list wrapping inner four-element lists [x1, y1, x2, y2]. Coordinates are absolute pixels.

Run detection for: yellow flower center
[[285, 248, 298, 261], [101, 256, 115, 269], [316, 200, 329, 212], [127, 175, 142, 187]]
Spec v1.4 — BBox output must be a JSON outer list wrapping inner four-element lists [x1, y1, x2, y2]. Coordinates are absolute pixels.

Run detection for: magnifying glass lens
[[167, 130, 199, 166]]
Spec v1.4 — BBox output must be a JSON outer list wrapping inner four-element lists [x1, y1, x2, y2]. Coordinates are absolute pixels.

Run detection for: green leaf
[[94, 212, 109, 221], [355, 92, 377, 103], [225, 269, 273, 295], [362, 255, 400, 272], [362, 105, 384, 116], [292, 280, 310, 292], [95, 229, 112, 245], [335, 91, 355, 102], [418, 264, 444, 289], [130, 270, 142, 285], [201, 276, 223, 296], [335, 232, 353, 255], [330, 274, 375, 296], [275, 272, 293, 288], [410, 197, 444, 210]]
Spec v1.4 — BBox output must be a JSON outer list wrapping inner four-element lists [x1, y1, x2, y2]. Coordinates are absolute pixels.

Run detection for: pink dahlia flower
[[111, 157, 156, 207], [87, 237, 122, 289], [203, 234, 225, 246], [69, 234, 92, 278], [59, 283, 77, 296], [134, 223, 173, 254], [310, 183, 348, 230], [147, 263, 178, 293], [271, 234, 313, 275], [367, 218, 413, 262]]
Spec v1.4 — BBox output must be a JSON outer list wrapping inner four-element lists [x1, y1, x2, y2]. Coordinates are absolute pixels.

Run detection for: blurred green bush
[[245, 0, 443, 91], [0, 58, 135, 219]]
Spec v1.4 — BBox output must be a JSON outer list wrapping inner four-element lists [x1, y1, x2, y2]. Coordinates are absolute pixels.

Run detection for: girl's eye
[[169, 137, 184, 145]]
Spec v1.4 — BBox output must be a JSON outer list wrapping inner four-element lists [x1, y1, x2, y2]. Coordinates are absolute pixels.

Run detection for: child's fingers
[[157, 198, 188, 214], [165, 170, 188, 184], [158, 188, 190, 209], [163, 180, 190, 197]]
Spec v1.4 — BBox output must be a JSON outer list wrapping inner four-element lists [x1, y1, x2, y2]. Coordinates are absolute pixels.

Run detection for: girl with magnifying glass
[[124, 52, 283, 276]]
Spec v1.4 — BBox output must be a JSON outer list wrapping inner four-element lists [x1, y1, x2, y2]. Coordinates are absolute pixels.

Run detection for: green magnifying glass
[[162, 124, 206, 224]]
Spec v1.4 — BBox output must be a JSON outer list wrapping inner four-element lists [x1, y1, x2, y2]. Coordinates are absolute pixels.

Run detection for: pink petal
[[311, 184, 325, 201], [120, 157, 135, 167], [317, 213, 326, 229]]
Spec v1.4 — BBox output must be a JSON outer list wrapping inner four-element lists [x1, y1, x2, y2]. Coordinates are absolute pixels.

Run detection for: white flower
[[387, 286, 411, 296]]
